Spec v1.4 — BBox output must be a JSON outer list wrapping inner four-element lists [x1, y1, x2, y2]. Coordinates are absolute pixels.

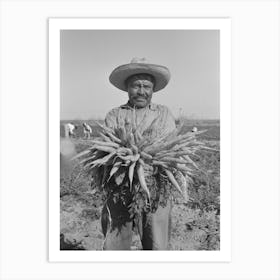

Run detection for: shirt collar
[[120, 102, 157, 111]]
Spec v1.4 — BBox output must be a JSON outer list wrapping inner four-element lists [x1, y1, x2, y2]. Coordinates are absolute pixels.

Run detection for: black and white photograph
[[1, 1, 279, 279], [49, 18, 231, 261]]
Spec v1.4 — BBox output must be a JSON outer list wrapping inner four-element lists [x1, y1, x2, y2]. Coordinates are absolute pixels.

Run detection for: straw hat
[[109, 58, 171, 92]]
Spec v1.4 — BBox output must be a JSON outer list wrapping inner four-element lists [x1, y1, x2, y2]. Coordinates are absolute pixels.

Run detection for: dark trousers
[[102, 196, 172, 250]]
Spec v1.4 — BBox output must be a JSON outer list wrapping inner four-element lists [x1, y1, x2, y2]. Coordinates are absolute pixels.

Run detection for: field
[[60, 119, 220, 250]]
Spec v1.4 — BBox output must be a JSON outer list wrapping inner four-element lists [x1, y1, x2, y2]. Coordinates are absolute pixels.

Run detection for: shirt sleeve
[[159, 105, 176, 134], [165, 107, 177, 132], [145, 105, 176, 139], [104, 108, 118, 130]]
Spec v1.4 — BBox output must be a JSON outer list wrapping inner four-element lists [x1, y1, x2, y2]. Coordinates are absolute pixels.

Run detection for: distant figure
[[83, 122, 92, 139], [65, 123, 76, 138], [191, 126, 198, 133]]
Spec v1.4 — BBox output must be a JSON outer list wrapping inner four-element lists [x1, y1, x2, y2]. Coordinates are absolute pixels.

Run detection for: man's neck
[[127, 101, 151, 109]]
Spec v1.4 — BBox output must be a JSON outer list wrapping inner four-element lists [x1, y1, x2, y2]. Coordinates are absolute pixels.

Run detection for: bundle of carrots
[[73, 117, 212, 209]]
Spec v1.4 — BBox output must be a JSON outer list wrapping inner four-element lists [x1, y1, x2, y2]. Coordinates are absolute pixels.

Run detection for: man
[[192, 126, 198, 133], [102, 58, 176, 250], [65, 122, 76, 138], [82, 122, 92, 139]]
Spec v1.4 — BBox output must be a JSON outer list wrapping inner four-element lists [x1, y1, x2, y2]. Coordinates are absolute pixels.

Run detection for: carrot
[[128, 161, 136, 189], [117, 147, 133, 156], [71, 149, 91, 161], [120, 126, 127, 142], [105, 131, 122, 144], [164, 169, 183, 196], [108, 161, 122, 181], [91, 140, 119, 148], [118, 153, 140, 163], [152, 160, 169, 169], [159, 157, 188, 165], [137, 163, 150, 201], [140, 151, 153, 160], [131, 144, 138, 155], [99, 132, 112, 142], [94, 145, 116, 153]]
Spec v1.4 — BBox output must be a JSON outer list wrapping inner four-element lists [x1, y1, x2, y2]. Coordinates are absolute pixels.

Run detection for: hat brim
[[109, 63, 170, 92]]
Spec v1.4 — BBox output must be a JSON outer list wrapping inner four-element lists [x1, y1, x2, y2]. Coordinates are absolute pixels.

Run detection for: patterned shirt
[[104, 102, 176, 138]]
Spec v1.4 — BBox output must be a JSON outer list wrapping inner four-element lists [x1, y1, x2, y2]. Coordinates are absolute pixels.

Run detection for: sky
[[60, 30, 219, 120]]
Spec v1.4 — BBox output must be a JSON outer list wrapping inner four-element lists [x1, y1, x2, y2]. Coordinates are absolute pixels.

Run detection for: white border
[[49, 18, 231, 262]]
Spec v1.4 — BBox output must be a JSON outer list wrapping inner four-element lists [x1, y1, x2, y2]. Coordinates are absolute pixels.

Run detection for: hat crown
[[130, 57, 149, 64]]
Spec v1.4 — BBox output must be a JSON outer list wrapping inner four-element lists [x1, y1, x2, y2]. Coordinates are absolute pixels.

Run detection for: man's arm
[[104, 108, 118, 130], [158, 105, 177, 135], [165, 107, 177, 131]]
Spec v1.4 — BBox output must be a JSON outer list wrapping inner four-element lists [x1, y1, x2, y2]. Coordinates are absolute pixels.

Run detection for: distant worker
[[191, 126, 198, 133], [83, 122, 92, 139], [65, 123, 76, 138]]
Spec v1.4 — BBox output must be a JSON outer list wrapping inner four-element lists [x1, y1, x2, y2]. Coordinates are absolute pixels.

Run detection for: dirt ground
[[60, 194, 219, 250]]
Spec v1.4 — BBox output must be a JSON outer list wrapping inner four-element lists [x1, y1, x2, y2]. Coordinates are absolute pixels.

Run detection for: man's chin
[[133, 101, 148, 108]]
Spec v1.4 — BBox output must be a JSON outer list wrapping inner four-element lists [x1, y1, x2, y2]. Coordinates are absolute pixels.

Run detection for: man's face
[[127, 74, 154, 108]]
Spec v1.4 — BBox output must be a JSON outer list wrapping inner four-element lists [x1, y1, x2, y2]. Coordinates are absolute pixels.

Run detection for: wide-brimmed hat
[[109, 58, 171, 92]]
